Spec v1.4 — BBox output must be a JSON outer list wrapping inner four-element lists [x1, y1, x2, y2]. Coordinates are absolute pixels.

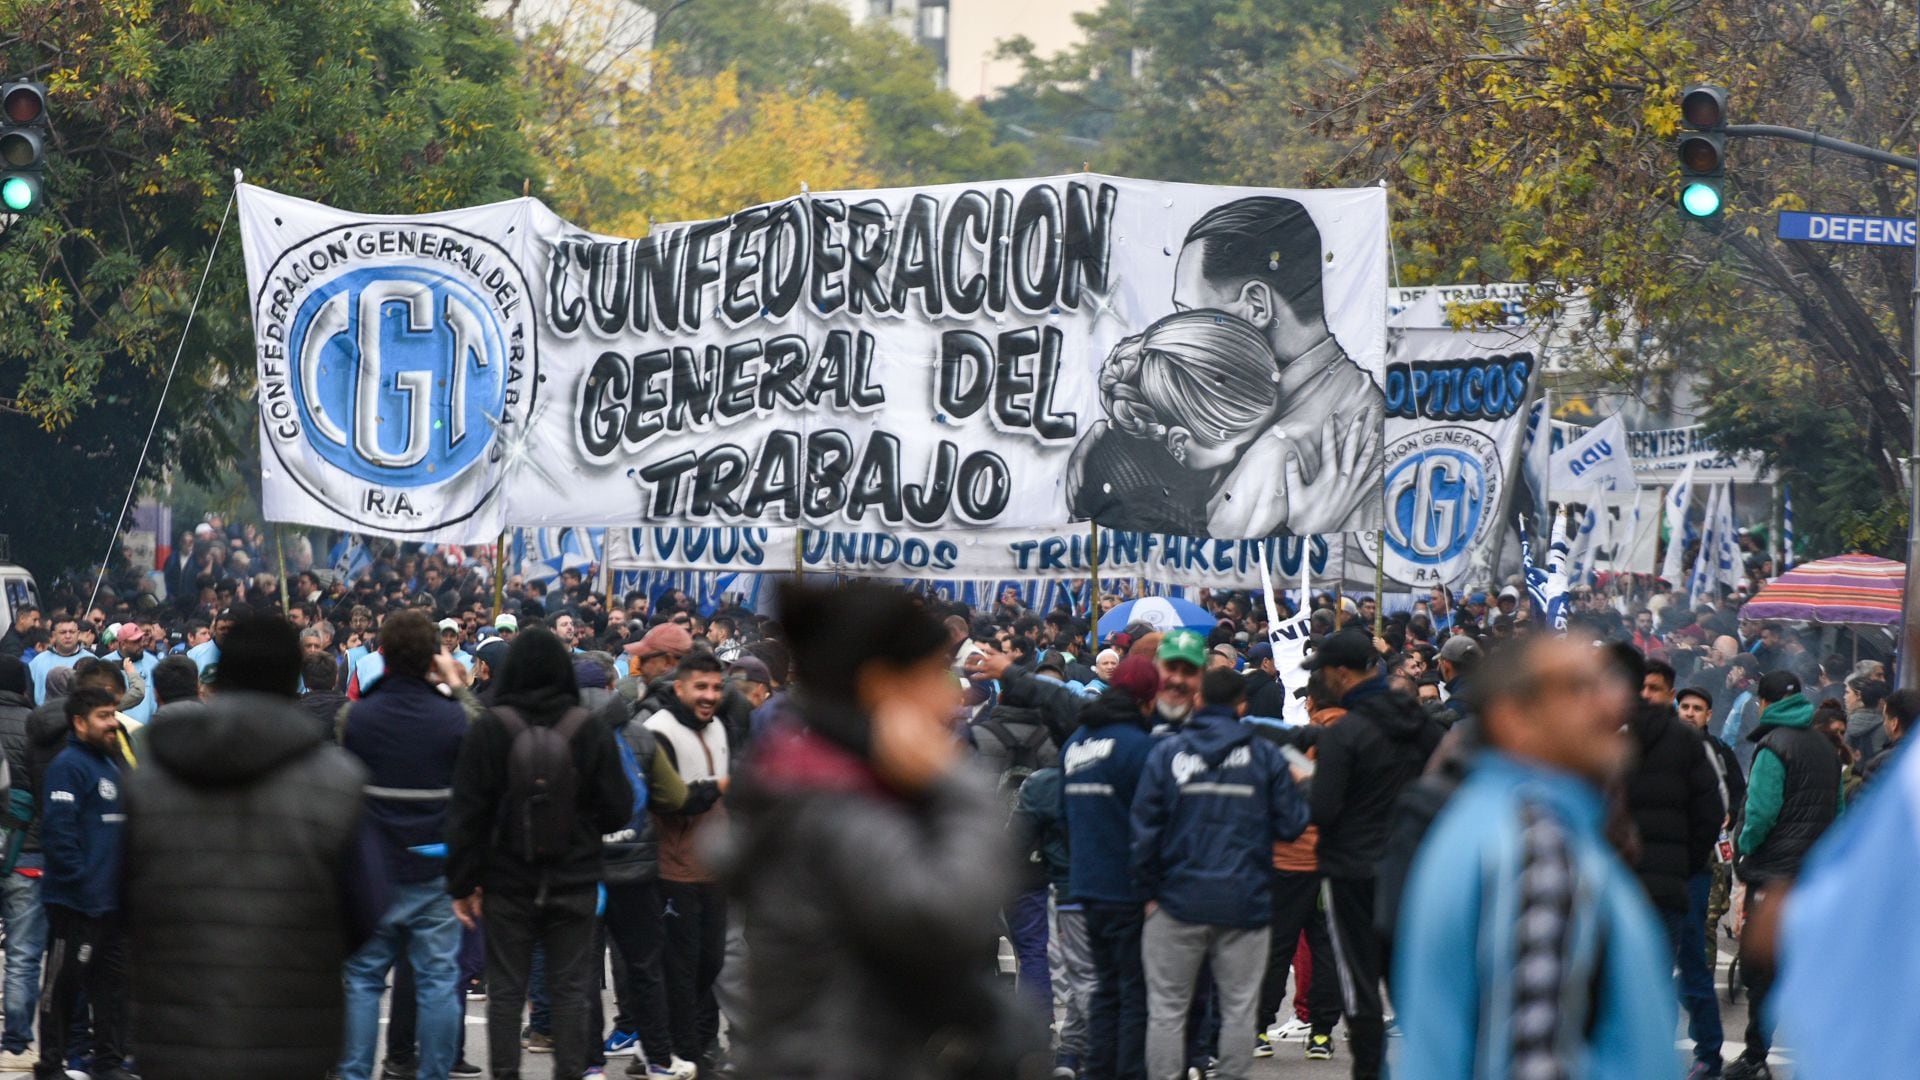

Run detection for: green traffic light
[[1681, 182, 1722, 218], [0, 176, 32, 212]]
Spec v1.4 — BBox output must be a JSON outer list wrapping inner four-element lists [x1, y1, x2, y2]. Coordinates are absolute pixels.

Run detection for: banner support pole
[[274, 526, 290, 617], [1373, 528, 1386, 639], [793, 527, 805, 581], [1089, 520, 1103, 641], [492, 529, 507, 621]]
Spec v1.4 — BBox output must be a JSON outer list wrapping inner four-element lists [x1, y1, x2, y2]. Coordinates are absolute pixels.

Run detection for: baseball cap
[[729, 656, 773, 685], [1758, 670, 1803, 704], [494, 613, 518, 632], [1247, 641, 1274, 664], [1302, 630, 1377, 672], [1468, 591, 1488, 606], [1108, 655, 1161, 705], [436, 618, 461, 633], [1438, 635, 1482, 664], [474, 640, 509, 672], [117, 624, 147, 647], [628, 622, 695, 660], [1036, 650, 1069, 675], [1156, 628, 1208, 670]]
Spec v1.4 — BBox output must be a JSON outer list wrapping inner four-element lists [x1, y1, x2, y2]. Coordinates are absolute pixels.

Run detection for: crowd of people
[[0, 513, 1901, 1080]]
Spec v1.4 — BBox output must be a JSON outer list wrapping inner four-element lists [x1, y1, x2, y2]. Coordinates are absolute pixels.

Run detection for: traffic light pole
[[1715, 120, 1920, 686]]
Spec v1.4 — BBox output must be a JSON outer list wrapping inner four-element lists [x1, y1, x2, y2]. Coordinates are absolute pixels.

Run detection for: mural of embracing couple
[[1066, 196, 1384, 538]]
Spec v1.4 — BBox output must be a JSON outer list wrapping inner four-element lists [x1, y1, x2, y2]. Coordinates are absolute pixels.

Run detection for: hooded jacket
[[122, 692, 378, 1080], [41, 734, 122, 914], [1062, 688, 1156, 905], [717, 725, 1043, 1080], [342, 675, 467, 884], [1394, 753, 1676, 1080], [1310, 676, 1444, 880], [0, 686, 34, 803], [1738, 693, 1842, 882], [1622, 704, 1723, 911], [643, 694, 731, 884], [1130, 706, 1310, 928]]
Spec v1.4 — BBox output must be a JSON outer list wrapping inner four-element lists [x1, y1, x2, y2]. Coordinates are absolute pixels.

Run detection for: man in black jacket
[[1296, 631, 1442, 1077], [448, 628, 633, 1080], [0, 657, 39, 1070], [122, 613, 383, 1080], [1241, 643, 1288, 719], [1631, 653, 1726, 1078]]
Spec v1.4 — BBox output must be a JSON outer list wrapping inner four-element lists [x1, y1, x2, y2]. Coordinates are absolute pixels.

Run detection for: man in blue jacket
[[1394, 636, 1676, 1080], [339, 609, 471, 1080], [1131, 668, 1310, 1080], [1061, 655, 1161, 1080], [36, 684, 132, 1080]]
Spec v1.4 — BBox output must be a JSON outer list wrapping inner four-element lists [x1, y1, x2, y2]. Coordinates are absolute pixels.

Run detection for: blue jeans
[[1663, 873, 1724, 1070], [341, 879, 463, 1080], [1006, 888, 1052, 1006], [1, 869, 45, 1053]]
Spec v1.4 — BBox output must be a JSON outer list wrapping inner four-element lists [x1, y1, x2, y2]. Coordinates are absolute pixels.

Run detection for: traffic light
[[0, 80, 48, 216], [1677, 84, 1727, 222]]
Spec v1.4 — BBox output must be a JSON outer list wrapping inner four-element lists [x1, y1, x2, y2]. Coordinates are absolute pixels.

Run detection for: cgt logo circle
[[1382, 427, 1501, 583], [254, 223, 536, 533]]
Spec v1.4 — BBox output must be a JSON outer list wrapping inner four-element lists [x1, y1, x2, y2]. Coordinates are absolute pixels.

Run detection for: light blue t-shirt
[[28, 649, 87, 705], [120, 651, 161, 724], [187, 639, 221, 675]]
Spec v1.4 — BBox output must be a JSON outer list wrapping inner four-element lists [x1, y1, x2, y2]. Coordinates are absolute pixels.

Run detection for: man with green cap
[[1153, 629, 1209, 731]]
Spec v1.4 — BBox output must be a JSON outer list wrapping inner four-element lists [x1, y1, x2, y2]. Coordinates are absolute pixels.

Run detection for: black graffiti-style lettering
[[889, 193, 943, 317], [805, 330, 884, 410], [937, 331, 993, 419], [904, 441, 957, 524], [803, 430, 856, 518], [809, 199, 848, 316], [589, 240, 631, 335], [956, 451, 1011, 520], [1012, 186, 1064, 312], [846, 200, 893, 315], [633, 228, 683, 333], [680, 220, 728, 331], [580, 352, 629, 458], [1061, 182, 1117, 307], [691, 445, 752, 517], [721, 207, 768, 325], [1384, 353, 1535, 421], [847, 431, 904, 522], [758, 336, 810, 410], [744, 429, 802, 519], [639, 453, 699, 517], [763, 200, 808, 319], [940, 189, 991, 315], [545, 236, 591, 334], [667, 346, 720, 430], [716, 340, 762, 420]]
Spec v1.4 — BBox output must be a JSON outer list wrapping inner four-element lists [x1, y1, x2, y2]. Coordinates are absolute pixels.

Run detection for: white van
[[0, 565, 41, 638]]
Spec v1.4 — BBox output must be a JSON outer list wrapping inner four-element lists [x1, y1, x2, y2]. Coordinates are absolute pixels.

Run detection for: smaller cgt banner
[[240, 176, 1387, 544]]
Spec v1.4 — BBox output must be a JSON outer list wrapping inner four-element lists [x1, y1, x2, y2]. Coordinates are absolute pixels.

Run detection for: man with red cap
[[617, 623, 695, 703], [1062, 655, 1161, 1080], [108, 625, 158, 726]]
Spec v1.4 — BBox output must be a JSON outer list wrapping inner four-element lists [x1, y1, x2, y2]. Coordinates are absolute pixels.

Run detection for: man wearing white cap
[[436, 619, 474, 673]]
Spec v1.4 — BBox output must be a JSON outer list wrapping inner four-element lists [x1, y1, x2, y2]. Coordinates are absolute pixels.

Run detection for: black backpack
[[494, 705, 591, 864], [971, 705, 1058, 811]]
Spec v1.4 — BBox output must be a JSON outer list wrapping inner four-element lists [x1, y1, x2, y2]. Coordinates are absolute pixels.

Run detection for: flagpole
[[492, 529, 507, 621], [1088, 519, 1103, 641]]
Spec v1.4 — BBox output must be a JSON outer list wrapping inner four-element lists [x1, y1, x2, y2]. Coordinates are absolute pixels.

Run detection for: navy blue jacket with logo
[[1061, 689, 1157, 905], [41, 736, 124, 915], [1130, 706, 1310, 928]]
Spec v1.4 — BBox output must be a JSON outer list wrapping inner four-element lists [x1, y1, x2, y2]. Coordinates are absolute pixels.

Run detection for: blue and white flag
[[1518, 517, 1548, 619], [1548, 414, 1637, 494], [1522, 393, 1554, 511], [1714, 484, 1745, 593], [1687, 484, 1722, 607], [1542, 511, 1574, 630], [1658, 457, 1689, 584]]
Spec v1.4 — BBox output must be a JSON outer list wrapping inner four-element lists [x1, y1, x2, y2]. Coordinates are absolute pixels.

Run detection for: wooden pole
[[492, 529, 508, 621], [273, 527, 290, 617], [1089, 520, 1103, 644], [793, 527, 805, 581]]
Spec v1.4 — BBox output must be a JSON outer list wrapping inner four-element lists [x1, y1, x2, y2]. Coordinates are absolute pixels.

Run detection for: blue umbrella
[[1098, 595, 1218, 640]]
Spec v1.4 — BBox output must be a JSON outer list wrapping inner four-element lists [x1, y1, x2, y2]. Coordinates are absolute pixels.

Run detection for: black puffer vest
[[1741, 723, 1840, 882]]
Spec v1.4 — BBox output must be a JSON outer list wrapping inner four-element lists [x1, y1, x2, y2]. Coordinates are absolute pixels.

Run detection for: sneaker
[[526, 1031, 555, 1054], [604, 1030, 641, 1057], [585, 1070, 605, 1078], [1052, 1068, 1077, 1080], [1253, 1034, 1275, 1059], [1722, 1058, 1771, 1080], [643, 1058, 698, 1080], [450, 1060, 483, 1078], [1687, 1062, 1723, 1080], [379, 1060, 418, 1080], [1268, 1017, 1314, 1042], [0, 1051, 33, 1072], [1305, 1034, 1335, 1061]]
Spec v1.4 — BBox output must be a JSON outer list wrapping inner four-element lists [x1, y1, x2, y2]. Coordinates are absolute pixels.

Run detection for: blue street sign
[[1777, 211, 1916, 247]]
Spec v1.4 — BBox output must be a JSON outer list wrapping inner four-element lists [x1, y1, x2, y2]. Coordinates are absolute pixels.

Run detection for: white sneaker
[[668, 1057, 699, 1079], [0, 1050, 33, 1074], [1268, 1018, 1314, 1042]]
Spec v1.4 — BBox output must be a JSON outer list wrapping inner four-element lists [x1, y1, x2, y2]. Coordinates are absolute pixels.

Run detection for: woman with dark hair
[[719, 581, 1049, 1080]]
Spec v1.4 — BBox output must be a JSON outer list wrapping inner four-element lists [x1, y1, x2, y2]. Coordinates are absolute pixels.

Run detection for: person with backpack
[[337, 609, 471, 1080], [639, 653, 733, 1073], [446, 628, 634, 1080]]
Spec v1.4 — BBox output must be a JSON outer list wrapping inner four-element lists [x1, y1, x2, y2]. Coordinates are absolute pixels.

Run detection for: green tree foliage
[[1309, 0, 1915, 552], [990, 0, 1378, 182], [650, 0, 1027, 184], [0, 0, 538, 580]]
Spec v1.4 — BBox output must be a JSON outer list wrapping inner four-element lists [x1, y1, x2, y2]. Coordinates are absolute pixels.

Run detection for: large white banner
[[241, 178, 1387, 544]]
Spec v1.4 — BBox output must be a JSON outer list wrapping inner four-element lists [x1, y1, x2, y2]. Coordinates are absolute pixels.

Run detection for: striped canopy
[[1740, 554, 1904, 626]]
